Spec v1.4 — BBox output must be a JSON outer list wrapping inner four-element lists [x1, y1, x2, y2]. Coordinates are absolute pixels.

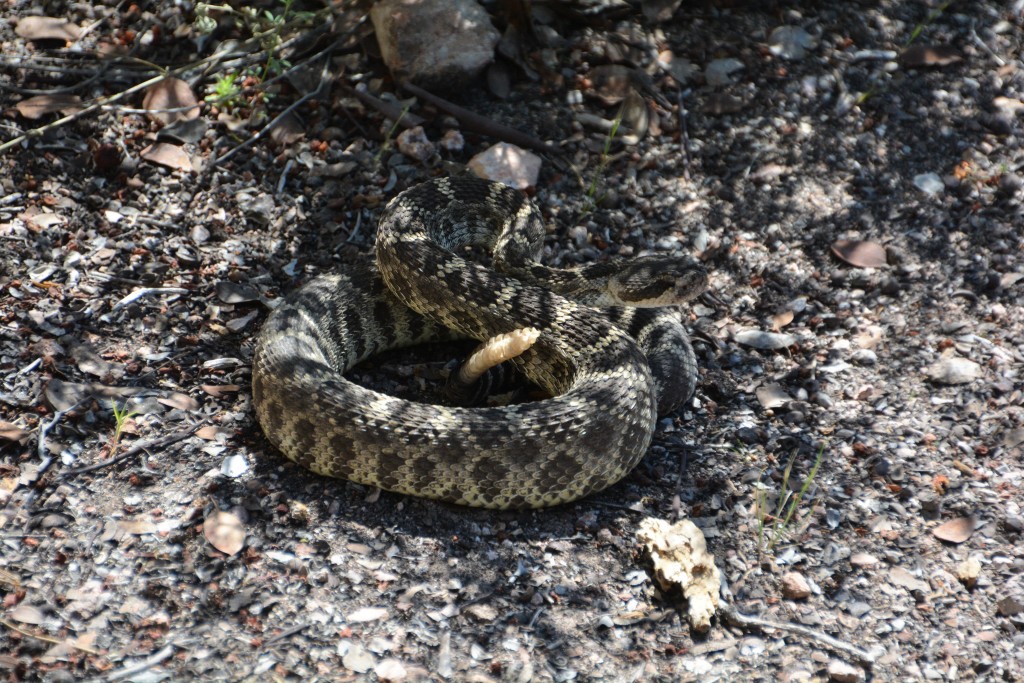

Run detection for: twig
[[214, 56, 332, 166], [106, 644, 176, 682], [339, 84, 425, 128], [719, 604, 876, 666], [112, 287, 190, 311], [60, 420, 208, 478], [399, 81, 557, 154], [262, 622, 309, 647], [0, 46, 235, 155], [36, 404, 80, 480], [969, 21, 1006, 67], [0, 619, 101, 655]]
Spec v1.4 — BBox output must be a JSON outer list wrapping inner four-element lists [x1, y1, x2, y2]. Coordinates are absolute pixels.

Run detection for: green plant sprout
[[374, 104, 412, 168], [195, 0, 321, 105], [583, 106, 624, 214], [109, 399, 139, 459], [206, 72, 243, 109], [755, 442, 824, 553]]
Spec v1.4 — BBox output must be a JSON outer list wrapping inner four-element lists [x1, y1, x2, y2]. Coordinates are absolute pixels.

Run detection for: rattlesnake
[[252, 176, 706, 509]]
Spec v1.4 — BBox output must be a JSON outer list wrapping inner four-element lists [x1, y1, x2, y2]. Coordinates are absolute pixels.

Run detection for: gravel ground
[[1, 1, 1023, 681]]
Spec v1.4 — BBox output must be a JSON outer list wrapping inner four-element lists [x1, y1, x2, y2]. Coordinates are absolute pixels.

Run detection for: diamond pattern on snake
[[253, 175, 707, 509]]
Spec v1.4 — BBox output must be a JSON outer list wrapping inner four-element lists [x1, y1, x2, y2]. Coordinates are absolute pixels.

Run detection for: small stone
[[997, 594, 1024, 617], [370, 0, 500, 91], [918, 491, 942, 515], [467, 143, 542, 190], [781, 572, 811, 600], [913, 172, 944, 196], [734, 329, 796, 350], [850, 349, 877, 366], [923, 357, 981, 385], [768, 26, 817, 60], [395, 126, 435, 162], [850, 553, 878, 568], [343, 644, 375, 673], [956, 557, 982, 588], [847, 601, 872, 618], [375, 658, 407, 681], [705, 58, 745, 87], [827, 658, 865, 683]]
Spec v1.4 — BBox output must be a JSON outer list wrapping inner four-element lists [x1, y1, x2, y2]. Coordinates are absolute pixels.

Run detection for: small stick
[[112, 287, 190, 311], [340, 84, 425, 128], [0, 46, 237, 155], [106, 644, 176, 682], [399, 81, 557, 154], [60, 420, 207, 478], [719, 604, 876, 666], [0, 619, 101, 655], [262, 622, 309, 647]]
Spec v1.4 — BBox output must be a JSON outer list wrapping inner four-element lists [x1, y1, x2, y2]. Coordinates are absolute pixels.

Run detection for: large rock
[[371, 0, 500, 91]]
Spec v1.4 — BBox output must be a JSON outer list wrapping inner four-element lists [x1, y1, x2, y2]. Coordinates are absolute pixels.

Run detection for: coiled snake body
[[253, 176, 706, 509]]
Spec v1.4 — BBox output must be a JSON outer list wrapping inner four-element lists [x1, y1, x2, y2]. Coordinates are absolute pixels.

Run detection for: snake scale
[[252, 176, 707, 509]]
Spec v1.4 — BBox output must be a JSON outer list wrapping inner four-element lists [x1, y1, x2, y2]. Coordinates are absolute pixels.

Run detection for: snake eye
[[675, 267, 708, 301]]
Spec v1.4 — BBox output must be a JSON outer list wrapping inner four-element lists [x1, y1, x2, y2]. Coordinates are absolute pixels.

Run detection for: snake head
[[607, 257, 708, 307]]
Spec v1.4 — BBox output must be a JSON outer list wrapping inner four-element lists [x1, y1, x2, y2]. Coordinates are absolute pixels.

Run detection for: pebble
[[467, 143, 542, 189], [827, 658, 864, 683], [913, 172, 944, 195], [850, 553, 878, 568], [850, 349, 877, 365], [705, 58, 745, 87], [923, 357, 981, 385], [768, 26, 816, 60], [396, 126, 435, 161], [781, 572, 811, 600], [997, 595, 1024, 617]]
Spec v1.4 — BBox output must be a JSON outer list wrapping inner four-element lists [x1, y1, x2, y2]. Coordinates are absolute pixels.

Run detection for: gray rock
[[371, 0, 500, 91]]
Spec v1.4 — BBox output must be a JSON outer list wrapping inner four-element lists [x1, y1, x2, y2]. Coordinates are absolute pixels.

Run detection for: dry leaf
[[202, 384, 241, 398], [932, 474, 950, 494], [204, 510, 245, 555], [755, 384, 790, 409], [831, 239, 887, 268], [140, 142, 193, 172], [888, 566, 929, 593], [157, 392, 200, 411], [16, 16, 82, 42], [932, 516, 975, 544], [348, 607, 388, 622], [117, 519, 157, 535], [195, 424, 229, 440], [14, 94, 83, 119], [901, 45, 963, 68], [771, 309, 794, 331], [268, 111, 305, 147], [0, 422, 31, 443], [142, 78, 200, 126], [9, 604, 46, 625]]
